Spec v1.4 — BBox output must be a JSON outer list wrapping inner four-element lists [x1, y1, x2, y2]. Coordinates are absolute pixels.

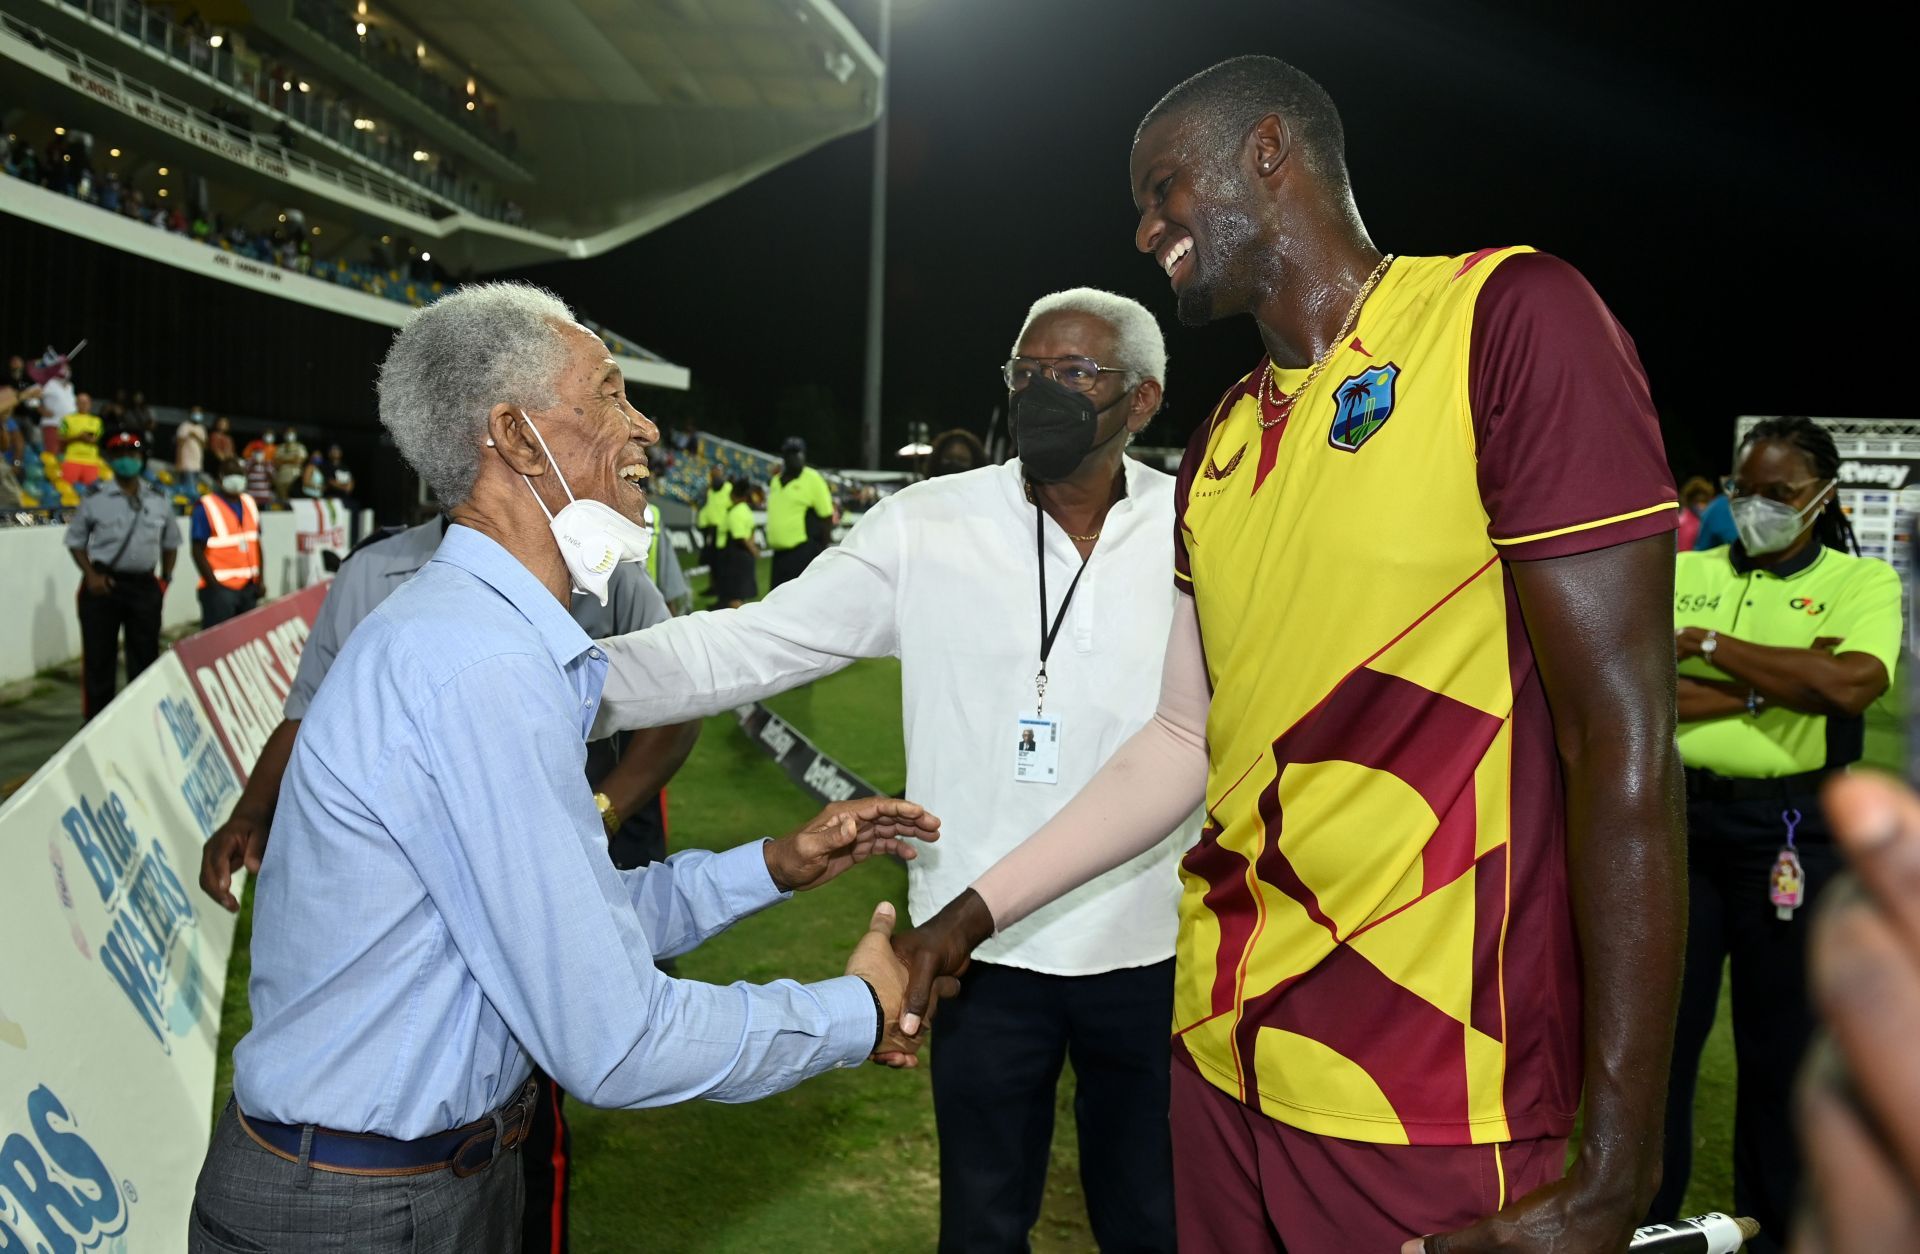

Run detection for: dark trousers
[[77, 572, 161, 721], [769, 543, 818, 590], [1651, 787, 1843, 1252], [607, 790, 668, 871], [199, 582, 259, 629], [520, 793, 668, 1254], [930, 959, 1175, 1253], [520, 1072, 571, 1254]]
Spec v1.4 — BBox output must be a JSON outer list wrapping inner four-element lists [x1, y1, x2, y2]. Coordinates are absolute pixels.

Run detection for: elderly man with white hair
[[593, 288, 1195, 1251], [188, 283, 938, 1254]]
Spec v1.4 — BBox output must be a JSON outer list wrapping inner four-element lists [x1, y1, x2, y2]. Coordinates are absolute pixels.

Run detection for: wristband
[[857, 976, 885, 1054]]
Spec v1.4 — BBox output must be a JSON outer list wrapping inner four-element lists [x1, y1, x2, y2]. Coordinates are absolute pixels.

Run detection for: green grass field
[[210, 557, 1908, 1250]]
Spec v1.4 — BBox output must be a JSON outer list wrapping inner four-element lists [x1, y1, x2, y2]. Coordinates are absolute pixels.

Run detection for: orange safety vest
[[197, 492, 262, 590]]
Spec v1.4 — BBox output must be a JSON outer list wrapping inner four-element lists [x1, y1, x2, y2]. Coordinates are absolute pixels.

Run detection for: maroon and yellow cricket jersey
[[1171, 249, 1676, 1145]]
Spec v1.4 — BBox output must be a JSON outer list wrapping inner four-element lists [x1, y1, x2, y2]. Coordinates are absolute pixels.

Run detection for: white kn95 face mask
[[514, 410, 653, 606]]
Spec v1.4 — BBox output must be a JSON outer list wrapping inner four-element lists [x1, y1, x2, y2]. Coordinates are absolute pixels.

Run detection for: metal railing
[[289, 0, 520, 163], [3, 8, 443, 219], [27, 0, 520, 220]]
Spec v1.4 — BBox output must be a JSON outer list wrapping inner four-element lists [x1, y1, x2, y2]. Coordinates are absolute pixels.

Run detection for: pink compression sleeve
[[971, 594, 1210, 931]]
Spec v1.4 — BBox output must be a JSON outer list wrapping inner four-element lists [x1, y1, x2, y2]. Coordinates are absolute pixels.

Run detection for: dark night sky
[[513, 0, 1908, 476]]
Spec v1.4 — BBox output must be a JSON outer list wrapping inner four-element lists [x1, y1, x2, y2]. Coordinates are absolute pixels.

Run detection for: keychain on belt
[[1769, 808, 1806, 922]]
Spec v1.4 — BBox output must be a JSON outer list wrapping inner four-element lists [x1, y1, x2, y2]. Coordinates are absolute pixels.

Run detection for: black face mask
[[1011, 376, 1129, 483], [782, 454, 803, 479]]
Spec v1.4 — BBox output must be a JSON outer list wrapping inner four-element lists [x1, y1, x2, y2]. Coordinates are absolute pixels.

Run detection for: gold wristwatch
[[594, 792, 620, 837]]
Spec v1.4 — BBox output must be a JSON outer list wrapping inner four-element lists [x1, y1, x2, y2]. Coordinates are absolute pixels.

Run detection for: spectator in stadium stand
[[886, 57, 1689, 1254], [1695, 478, 1741, 551], [714, 476, 762, 608], [274, 426, 309, 497], [65, 431, 177, 721], [187, 283, 932, 1254], [694, 462, 732, 575], [189, 461, 266, 628], [765, 436, 836, 590], [244, 442, 277, 509], [208, 413, 236, 464], [2, 383, 31, 468], [59, 393, 106, 491], [125, 390, 157, 444], [1675, 475, 1714, 552], [241, 428, 273, 462], [320, 442, 356, 498], [928, 428, 989, 477], [0, 449, 20, 509], [28, 345, 77, 457], [98, 388, 127, 431], [175, 404, 210, 492], [1654, 417, 1901, 1249], [593, 289, 1186, 1251]]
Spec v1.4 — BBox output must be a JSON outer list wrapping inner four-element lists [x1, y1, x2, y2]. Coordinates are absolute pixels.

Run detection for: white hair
[[1011, 288, 1168, 391], [376, 281, 577, 505]]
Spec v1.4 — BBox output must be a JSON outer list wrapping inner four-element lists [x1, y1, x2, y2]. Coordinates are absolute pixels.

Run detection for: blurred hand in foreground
[[1794, 771, 1920, 1252]]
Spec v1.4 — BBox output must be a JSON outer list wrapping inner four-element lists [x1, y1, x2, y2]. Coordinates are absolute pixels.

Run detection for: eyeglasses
[[1002, 355, 1127, 394], [1722, 475, 1825, 505]]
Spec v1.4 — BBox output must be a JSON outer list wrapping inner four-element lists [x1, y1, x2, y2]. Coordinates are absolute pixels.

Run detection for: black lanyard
[[1035, 499, 1091, 715]]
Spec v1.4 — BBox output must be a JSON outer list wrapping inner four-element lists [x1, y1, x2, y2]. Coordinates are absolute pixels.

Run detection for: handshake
[[790, 797, 995, 1067]]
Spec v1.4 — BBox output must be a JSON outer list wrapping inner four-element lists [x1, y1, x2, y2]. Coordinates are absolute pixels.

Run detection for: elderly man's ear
[[484, 404, 550, 477], [1128, 379, 1165, 431]]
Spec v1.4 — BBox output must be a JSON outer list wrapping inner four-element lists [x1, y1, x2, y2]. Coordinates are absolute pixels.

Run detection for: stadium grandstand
[[1, 0, 883, 519]]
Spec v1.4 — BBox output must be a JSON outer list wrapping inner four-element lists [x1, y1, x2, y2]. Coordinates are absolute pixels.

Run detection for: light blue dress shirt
[[232, 524, 876, 1138]]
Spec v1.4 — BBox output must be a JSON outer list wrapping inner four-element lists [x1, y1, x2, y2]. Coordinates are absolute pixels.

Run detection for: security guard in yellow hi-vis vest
[[1655, 416, 1903, 1245]]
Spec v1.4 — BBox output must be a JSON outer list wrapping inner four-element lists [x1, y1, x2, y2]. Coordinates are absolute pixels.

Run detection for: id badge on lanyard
[[1018, 499, 1088, 786]]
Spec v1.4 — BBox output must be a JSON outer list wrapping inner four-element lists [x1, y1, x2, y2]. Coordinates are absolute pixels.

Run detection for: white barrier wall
[[0, 651, 243, 1251], [2, 513, 367, 688]]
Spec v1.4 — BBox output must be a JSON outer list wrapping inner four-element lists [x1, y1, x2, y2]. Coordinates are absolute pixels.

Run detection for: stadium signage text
[[62, 68, 290, 179], [1836, 459, 1920, 490], [0, 1085, 131, 1254], [56, 787, 205, 1051], [735, 704, 884, 807]]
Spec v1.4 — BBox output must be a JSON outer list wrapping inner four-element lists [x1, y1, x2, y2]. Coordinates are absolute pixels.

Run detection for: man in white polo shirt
[[595, 289, 1191, 1252]]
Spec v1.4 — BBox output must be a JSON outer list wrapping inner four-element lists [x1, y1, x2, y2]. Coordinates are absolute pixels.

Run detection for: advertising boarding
[[0, 657, 240, 1251], [1, 581, 331, 1251]]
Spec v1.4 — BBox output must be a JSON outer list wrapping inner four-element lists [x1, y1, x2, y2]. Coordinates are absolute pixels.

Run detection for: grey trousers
[[188, 1103, 523, 1253]]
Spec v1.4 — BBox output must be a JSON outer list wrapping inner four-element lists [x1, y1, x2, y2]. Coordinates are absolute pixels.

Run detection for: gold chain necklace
[[1257, 253, 1396, 430], [1023, 479, 1101, 542]]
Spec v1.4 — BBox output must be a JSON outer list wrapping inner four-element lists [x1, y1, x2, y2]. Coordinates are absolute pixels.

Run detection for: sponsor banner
[[1837, 456, 1920, 491], [0, 653, 243, 1251], [170, 582, 329, 778], [734, 702, 889, 805]]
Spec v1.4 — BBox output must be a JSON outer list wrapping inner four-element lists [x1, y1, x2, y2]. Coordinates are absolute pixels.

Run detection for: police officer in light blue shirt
[[64, 430, 178, 720], [187, 283, 939, 1254]]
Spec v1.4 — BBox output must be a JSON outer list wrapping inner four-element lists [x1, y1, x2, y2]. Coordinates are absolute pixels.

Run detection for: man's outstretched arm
[[894, 593, 1210, 1035], [1412, 532, 1686, 1254]]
